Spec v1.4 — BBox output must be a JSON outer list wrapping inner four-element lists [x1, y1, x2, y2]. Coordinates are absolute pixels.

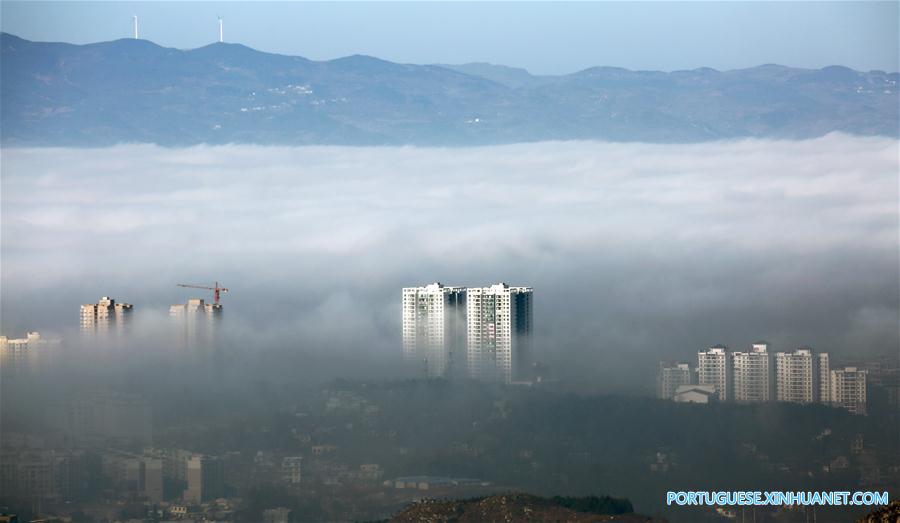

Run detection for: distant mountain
[[436, 62, 550, 89], [2, 33, 897, 146]]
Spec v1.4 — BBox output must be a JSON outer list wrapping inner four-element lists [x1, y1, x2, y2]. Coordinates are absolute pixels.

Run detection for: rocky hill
[[858, 501, 900, 523], [387, 493, 658, 522]]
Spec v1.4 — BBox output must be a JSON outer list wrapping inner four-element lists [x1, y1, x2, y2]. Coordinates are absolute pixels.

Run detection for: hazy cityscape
[[1, 276, 897, 522], [2, 2, 899, 523]]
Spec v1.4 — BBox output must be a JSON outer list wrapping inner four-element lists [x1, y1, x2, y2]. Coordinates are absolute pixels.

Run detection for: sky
[[1, 1, 898, 74], [2, 135, 897, 393]]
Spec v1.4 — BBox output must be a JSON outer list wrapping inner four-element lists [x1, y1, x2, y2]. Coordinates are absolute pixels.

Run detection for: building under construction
[[169, 298, 222, 318], [170, 282, 227, 318], [170, 283, 227, 349]]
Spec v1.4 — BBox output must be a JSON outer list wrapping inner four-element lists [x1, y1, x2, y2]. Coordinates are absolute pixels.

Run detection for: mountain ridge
[[2, 32, 898, 146]]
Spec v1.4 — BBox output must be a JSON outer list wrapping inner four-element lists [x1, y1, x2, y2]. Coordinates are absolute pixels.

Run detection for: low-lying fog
[[2, 134, 897, 393]]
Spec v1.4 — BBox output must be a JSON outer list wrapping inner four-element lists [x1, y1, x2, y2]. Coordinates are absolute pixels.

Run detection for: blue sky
[[1, 2, 897, 74]]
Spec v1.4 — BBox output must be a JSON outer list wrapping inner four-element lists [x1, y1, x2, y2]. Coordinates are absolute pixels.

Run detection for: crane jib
[[176, 282, 229, 305]]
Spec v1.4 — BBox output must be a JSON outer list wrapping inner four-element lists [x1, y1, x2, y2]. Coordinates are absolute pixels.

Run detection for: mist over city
[[4, 135, 897, 392], [2, 2, 899, 522]]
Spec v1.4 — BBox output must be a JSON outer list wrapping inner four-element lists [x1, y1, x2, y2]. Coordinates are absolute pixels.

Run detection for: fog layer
[[1, 135, 897, 392]]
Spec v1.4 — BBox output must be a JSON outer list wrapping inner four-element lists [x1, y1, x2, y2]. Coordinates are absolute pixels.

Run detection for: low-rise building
[[673, 384, 717, 404]]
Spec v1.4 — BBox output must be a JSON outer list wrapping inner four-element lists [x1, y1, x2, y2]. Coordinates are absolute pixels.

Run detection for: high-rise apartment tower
[[466, 283, 533, 384], [733, 342, 774, 402], [697, 346, 731, 401], [401, 283, 467, 378]]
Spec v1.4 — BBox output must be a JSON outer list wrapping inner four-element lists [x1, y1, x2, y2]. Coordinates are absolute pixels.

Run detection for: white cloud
[[1, 134, 897, 391]]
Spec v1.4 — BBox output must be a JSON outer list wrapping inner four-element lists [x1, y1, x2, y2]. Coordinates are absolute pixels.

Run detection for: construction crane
[[176, 281, 229, 305]]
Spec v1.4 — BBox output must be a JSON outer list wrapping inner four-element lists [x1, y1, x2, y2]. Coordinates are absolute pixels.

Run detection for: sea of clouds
[[2, 134, 897, 392]]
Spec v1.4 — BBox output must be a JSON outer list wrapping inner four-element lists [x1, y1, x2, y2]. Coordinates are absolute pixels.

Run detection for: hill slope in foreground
[[857, 500, 900, 522], [386, 493, 659, 522]]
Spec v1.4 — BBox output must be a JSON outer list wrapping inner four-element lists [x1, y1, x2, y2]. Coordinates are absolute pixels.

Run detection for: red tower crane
[[176, 281, 229, 305]]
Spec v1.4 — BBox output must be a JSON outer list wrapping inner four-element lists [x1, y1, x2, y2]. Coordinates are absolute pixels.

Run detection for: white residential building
[[401, 283, 467, 378], [830, 367, 867, 415], [817, 353, 831, 405], [775, 348, 830, 403], [657, 362, 694, 400], [697, 346, 730, 401], [80, 296, 133, 334], [466, 283, 533, 384], [733, 342, 773, 402]]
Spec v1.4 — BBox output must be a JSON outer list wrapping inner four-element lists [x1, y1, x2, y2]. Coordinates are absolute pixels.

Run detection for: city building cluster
[[2, 286, 897, 521], [1, 290, 226, 380], [75, 293, 225, 350], [78, 293, 224, 335], [2, 440, 249, 517], [402, 282, 534, 384], [658, 343, 870, 415], [0, 384, 499, 522]]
